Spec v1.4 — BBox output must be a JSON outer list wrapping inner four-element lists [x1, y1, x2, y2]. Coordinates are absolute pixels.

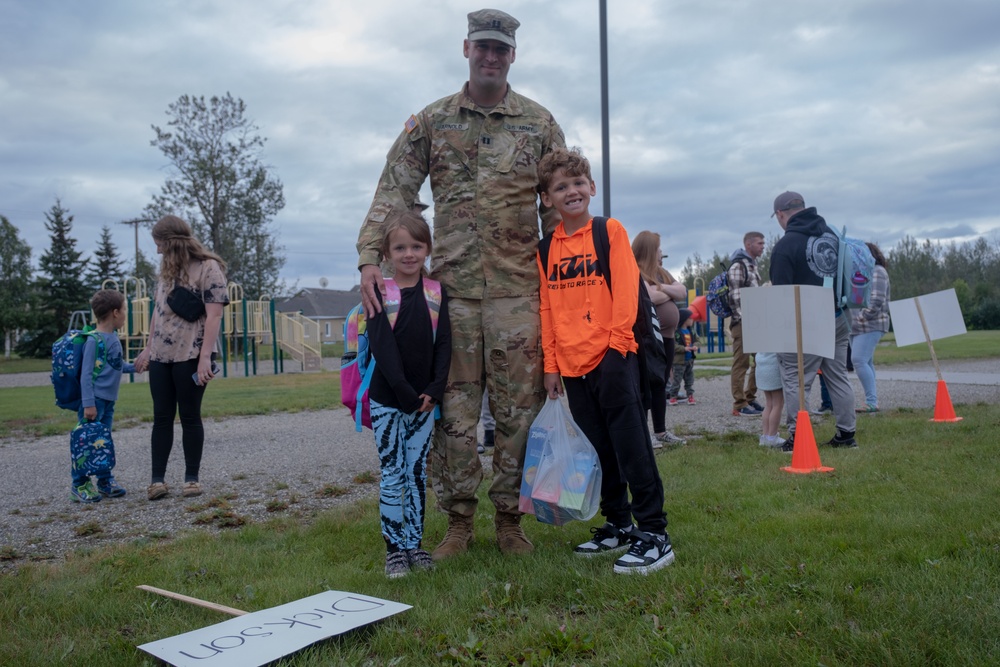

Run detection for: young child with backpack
[[537, 147, 675, 575], [70, 289, 141, 502], [668, 309, 699, 405], [365, 210, 452, 579]]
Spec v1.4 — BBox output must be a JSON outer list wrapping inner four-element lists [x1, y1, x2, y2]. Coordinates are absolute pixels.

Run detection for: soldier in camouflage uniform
[[357, 9, 565, 560]]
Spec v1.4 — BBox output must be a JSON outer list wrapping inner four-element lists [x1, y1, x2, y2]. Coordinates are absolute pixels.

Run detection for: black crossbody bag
[[166, 264, 206, 322]]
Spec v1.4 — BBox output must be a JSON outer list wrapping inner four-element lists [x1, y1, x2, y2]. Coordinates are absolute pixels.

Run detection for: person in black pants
[[134, 215, 229, 500]]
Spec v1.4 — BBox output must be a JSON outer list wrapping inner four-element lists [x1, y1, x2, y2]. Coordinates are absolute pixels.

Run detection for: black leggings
[[149, 359, 207, 483], [650, 338, 676, 434]]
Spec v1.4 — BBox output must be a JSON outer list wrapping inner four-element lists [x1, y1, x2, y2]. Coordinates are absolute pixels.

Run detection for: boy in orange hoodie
[[536, 147, 674, 575]]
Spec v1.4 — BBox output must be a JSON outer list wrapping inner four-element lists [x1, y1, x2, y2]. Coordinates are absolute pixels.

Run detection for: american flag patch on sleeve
[[404, 114, 418, 133]]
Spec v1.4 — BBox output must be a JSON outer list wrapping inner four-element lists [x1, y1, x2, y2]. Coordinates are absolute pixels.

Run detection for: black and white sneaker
[[574, 522, 634, 556], [613, 531, 675, 575], [827, 430, 858, 449]]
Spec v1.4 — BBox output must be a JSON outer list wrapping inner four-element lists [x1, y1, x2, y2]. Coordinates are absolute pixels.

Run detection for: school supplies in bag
[[523, 398, 602, 526], [51, 327, 106, 411], [705, 261, 734, 318], [340, 278, 442, 431], [827, 226, 876, 309], [70, 420, 116, 476]]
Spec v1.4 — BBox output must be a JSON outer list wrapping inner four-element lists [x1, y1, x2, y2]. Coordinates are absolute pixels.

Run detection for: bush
[[969, 297, 1000, 330]]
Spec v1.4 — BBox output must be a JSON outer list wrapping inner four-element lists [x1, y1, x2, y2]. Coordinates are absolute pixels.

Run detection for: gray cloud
[[2, 0, 998, 290]]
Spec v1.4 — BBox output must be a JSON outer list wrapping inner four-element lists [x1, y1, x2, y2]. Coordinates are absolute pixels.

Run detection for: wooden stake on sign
[[794, 286, 806, 411], [138, 585, 248, 617], [913, 296, 944, 382]]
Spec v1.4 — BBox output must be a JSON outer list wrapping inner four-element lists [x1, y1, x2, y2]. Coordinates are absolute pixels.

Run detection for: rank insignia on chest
[[481, 136, 492, 145], [404, 114, 418, 134]]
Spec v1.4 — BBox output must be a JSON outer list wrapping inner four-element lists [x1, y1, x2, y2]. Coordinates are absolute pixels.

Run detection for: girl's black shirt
[[367, 278, 451, 414]]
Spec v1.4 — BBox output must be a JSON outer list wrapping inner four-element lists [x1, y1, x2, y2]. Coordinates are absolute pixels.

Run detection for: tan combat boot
[[495, 512, 534, 555], [431, 515, 474, 561]]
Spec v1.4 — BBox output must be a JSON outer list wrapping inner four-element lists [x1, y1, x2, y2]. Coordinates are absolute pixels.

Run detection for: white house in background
[[276, 287, 361, 344]]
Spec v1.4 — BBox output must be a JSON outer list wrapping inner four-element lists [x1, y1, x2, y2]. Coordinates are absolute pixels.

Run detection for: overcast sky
[[3, 0, 999, 292]]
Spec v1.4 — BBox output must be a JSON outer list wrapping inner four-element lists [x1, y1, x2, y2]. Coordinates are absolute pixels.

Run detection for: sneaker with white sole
[[97, 476, 127, 498], [385, 551, 410, 579], [574, 522, 634, 556], [407, 548, 435, 572], [613, 531, 675, 575], [70, 479, 101, 503]]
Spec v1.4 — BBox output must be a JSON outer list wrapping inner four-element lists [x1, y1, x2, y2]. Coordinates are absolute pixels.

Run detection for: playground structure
[[100, 277, 323, 376], [686, 277, 728, 354]]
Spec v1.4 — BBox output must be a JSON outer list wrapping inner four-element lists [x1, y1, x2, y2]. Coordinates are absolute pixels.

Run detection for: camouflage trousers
[[427, 295, 545, 519]]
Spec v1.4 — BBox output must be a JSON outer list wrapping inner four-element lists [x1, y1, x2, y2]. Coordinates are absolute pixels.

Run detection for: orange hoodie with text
[[537, 217, 639, 377]]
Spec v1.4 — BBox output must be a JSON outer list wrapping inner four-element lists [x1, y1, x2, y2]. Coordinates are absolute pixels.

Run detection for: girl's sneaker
[[668, 397, 679, 405], [97, 476, 127, 498], [687, 395, 696, 405], [70, 480, 101, 503], [385, 551, 411, 579], [758, 434, 783, 448], [407, 549, 435, 572]]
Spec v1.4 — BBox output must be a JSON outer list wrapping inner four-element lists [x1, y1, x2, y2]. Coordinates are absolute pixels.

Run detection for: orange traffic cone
[[781, 410, 834, 474], [931, 380, 962, 422]]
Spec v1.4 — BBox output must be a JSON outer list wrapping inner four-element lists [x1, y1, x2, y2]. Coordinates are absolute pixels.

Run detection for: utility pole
[[119, 217, 155, 274]]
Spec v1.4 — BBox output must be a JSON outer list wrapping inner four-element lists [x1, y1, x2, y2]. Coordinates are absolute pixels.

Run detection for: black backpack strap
[[537, 234, 553, 280], [591, 216, 611, 292]]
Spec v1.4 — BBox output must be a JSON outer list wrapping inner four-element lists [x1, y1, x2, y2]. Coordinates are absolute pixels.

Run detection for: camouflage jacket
[[357, 84, 565, 299]]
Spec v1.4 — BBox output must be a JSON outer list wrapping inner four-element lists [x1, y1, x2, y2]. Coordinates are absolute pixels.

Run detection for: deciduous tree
[[0, 215, 35, 359], [145, 93, 286, 298]]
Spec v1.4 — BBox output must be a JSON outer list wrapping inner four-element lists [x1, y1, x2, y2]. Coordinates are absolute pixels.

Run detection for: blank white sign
[[741, 284, 835, 358], [889, 288, 967, 347]]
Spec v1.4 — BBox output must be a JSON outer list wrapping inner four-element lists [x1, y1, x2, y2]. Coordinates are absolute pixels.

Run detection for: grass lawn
[[1, 402, 998, 665], [1, 332, 997, 665]]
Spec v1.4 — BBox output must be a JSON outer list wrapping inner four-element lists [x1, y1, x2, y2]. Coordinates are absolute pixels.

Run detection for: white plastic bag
[[527, 398, 602, 524]]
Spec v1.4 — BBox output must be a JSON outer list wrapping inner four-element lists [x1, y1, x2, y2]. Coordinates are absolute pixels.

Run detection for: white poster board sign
[[138, 590, 411, 667], [889, 288, 967, 347], [741, 285, 835, 358]]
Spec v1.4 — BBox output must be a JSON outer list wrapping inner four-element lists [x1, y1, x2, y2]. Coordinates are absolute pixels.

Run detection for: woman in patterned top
[[134, 215, 229, 501]]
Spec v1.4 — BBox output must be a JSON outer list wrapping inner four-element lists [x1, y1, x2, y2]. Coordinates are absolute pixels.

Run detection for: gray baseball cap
[[468, 8, 519, 48], [772, 191, 805, 217]]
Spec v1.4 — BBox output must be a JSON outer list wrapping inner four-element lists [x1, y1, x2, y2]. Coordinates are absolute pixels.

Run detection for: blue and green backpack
[[51, 326, 106, 411]]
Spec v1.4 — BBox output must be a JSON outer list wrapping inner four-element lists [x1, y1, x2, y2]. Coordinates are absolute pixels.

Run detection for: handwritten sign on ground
[[741, 284, 835, 357], [889, 288, 967, 347], [138, 590, 411, 667]]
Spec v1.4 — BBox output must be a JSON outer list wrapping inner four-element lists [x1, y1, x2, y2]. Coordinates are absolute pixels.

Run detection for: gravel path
[[2, 359, 996, 572]]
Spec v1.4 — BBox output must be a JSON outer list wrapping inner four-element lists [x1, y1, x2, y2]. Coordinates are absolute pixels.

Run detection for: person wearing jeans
[[851, 243, 891, 412]]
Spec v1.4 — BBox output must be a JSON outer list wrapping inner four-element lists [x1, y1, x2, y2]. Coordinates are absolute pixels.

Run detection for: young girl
[[71, 289, 142, 502], [754, 352, 784, 447], [366, 211, 451, 578]]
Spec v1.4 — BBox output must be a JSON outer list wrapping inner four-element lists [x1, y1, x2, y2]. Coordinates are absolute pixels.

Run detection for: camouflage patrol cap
[[468, 8, 519, 48]]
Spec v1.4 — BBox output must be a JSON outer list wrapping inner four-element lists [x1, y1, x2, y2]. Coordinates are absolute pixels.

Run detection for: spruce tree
[[85, 225, 126, 291], [16, 200, 92, 357]]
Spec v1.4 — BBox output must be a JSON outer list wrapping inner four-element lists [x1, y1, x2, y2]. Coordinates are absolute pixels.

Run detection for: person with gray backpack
[[770, 191, 858, 451]]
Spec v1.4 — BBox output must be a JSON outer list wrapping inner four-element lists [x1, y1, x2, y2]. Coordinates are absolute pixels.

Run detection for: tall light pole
[[599, 0, 611, 217]]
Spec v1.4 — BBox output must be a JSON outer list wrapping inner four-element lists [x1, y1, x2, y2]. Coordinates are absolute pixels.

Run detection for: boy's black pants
[[563, 351, 668, 535]]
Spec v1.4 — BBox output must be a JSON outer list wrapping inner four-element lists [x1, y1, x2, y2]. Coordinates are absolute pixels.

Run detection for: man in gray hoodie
[[728, 231, 765, 416]]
